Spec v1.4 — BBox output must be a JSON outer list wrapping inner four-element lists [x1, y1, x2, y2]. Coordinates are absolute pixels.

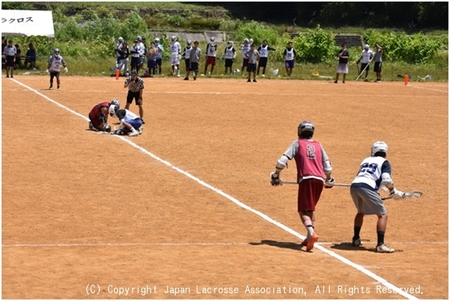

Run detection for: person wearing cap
[[154, 38, 164, 75], [356, 44, 373, 82], [334, 43, 349, 84], [373, 44, 383, 83], [124, 70, 145, 123], [130, 39, 143, 74], [204, 36, 217, 76], [3, 40, 17, 78]]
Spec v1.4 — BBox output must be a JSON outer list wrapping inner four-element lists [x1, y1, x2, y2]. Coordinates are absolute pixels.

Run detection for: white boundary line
[[406, 84, 448, 93], [9, 79, 419, 300], [3, 241, 446, 248], [2, 242, 249, 248]]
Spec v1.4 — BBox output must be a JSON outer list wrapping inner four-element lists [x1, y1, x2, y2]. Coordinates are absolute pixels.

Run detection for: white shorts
[[337, 63, 348, 74], [170, 53, 180, 65]]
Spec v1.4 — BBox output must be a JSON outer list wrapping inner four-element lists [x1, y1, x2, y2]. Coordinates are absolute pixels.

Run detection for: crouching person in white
[[111, 109, 143, 137], [350, 141, 405, 253]]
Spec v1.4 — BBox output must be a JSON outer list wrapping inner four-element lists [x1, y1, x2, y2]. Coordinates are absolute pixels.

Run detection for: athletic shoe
[[376, 243, 395, 253], [342, 81, 345, 84], [11, 75, 13, 78], [334, 80, 338, 84], [57, 85, 60, 89], [49, 85, 53, 89], [301, 239, 308, 247], [194, 77, 196, 81], [138, 126, 144, 134], [364, 78, 368, 82], [352, 237, 362, 247], [6, 75, 9, 78], [141, 119, 145, 124], [128, 129, 139, 137], [184, 77, 189, 80], [306, 233, 318, 251], [247, 79, 251, 82], [88, 122, 98, 132], [253, 79, 257, 82]]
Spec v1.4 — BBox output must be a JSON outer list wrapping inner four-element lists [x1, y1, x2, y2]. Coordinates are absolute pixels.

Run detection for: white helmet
[[371, 141, 388, 156], [249, 38, 254, 44], [210, 37, 215, 42], [227, 40, 233, 46], [244, 38, 249, 43], [155, 38, 160, 43], [109, 104, 118, 117], [118, 37, 124, 43], [364, 44, 369, 50], [187, 40, 192, 45], [171, 35, 177, 42]]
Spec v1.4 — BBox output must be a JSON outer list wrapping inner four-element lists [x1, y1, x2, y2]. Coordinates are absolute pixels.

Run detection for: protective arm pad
[[381, 172, 394, 189], [276, 155, 289, 172], [323, 160, 332, 175]]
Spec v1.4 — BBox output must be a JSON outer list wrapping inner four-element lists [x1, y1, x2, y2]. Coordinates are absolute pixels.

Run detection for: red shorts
[[297, 179, 324, 212], [242, 58, 249, 68], [206, 56, 216, 66]]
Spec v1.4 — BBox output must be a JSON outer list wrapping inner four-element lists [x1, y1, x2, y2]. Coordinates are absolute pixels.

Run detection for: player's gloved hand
[[390, 188, 405, 200], [324, 177, 335, 189], [64, 67, 68, 73], [270, 172, 281, 186], [46, 69, 49, 73]]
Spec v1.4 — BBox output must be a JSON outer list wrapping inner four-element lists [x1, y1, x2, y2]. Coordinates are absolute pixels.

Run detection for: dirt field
[[2, 75, 448, 299]]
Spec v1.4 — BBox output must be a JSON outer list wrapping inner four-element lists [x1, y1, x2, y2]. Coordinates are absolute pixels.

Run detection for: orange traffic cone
[[115, 68, 120, 80], [404, 74, 408, 85]]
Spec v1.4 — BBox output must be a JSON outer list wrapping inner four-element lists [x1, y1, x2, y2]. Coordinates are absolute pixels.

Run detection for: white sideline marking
[[3, 242, 249, 248], [10, 78, 419, 301], [407, 84, 448, 93]]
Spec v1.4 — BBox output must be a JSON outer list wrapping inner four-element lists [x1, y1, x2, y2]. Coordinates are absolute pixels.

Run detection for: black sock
[[377, 231, 385, 246], [353, 226, 361, 240]]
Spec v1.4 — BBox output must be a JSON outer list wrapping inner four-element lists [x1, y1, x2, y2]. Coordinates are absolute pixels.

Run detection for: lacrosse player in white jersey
[[169, 36, 181, 77], [47, 48, 68, 89], [222, 41, 236, 75], [240, 38, 251, 75], [356, 44, 373, 81], [111, 108, 143, 137], [182, 40, 193, 80], [257, 39, 277, 76], [350, 141, 406, 253], [204, 36, 218, 76]]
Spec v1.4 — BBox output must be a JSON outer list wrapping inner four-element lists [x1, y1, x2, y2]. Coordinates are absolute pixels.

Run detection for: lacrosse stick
[[356, 60, 372, 81], [281, 181, 351, 187], [381, 190, 422, 201]]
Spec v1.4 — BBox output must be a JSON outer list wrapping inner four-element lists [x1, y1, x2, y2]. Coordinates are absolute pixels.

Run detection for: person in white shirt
[[47, 48, 68, 89], [169, 36, 181, 77], [356, 44, 374, 81]]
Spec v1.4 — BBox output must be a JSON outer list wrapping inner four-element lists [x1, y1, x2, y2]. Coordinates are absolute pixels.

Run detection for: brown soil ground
[[2, 75, 448, 299]]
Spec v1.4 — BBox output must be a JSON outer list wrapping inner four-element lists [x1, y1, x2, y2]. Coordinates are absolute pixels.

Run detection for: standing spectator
[[204, 36, 217, 76], [240, 38, 251, 76], [334, 43, 349, 84], [137, 36, 146, 71], [245, 43, 260, 83], [130, 39, 143, 74], [182, 40, 193, 80], [186, 40, 201, 81], [14, 44, 22, 69], [124, 70, 145, 123], [356, 44, 373, 81], [154, 38, 164, 75], [373, 44, 383, 83], [1, 37, 7, 67], [117, 41, 130, 76], [47, 48, 68, 89], [25, 43, 37, 70], [169, 35, 181, 77], [115, 37, 124, 66], [4, 40, 17, 78], [257, 39, 277, 76], [222, 41, 236, 75], [147, 42, 157, 78], [283, 41, 296, 77]]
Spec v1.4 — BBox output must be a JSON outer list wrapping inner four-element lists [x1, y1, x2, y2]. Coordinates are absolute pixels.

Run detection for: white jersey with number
[[241, 44, 251, 58], [352, 156, 391, 190], [224, 46, 235, 59], [124, 109, 139, 121], [206, 43, 217, 57], [285, 48, 294, 61], [170, 42, 181, 55], [48, 55, 66, 72], [361, 50, 374, 64], [259, 45, 269, 58]]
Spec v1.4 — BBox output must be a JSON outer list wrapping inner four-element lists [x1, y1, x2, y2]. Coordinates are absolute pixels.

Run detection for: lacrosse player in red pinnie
[[350, 141, 405, 253], [271, 121, 334, 251]]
